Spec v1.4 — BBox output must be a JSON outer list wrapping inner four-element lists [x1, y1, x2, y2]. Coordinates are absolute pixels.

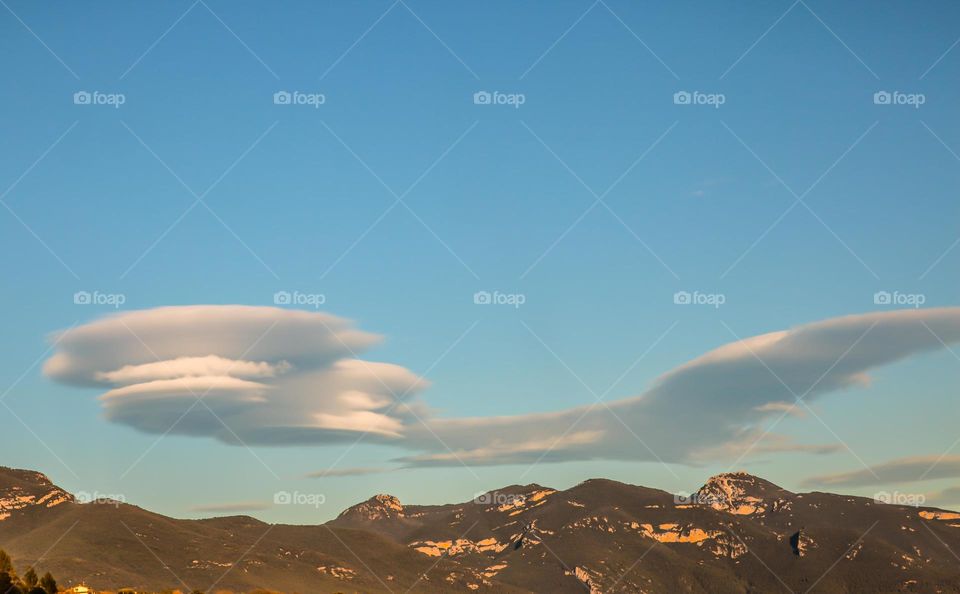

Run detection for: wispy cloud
[[305, 466, 393, 478], [803, 455, 960, 488], [925, 486, 960, 508]]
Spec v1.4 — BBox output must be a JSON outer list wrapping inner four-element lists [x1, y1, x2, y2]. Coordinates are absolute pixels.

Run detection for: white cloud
[[95, 355, 292, 384], [305, 466, 393, 478], [44, 305, 380, 387], [803, 455, 960, 488], [398, 430, 606, 467], [753, 402, 807, 417], [45, 306, 960, 469], [45, 305, 427, 443], [398, 307, 960, 467]]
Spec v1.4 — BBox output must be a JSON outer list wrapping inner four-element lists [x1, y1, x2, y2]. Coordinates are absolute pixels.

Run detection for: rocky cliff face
[[0, 467, 73, 521]]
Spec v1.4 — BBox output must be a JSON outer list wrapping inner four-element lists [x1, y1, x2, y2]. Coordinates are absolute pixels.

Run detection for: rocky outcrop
[[565, 566, 602, 594], [789, 529, 815, 557], [693, 471, 791, 515], [335, 493, 404, 521], [0, 467, 73, 521], [919, 510, 960, 521]]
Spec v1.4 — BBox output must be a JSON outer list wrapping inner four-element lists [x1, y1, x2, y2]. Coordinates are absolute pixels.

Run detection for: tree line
[[0, 549, 57, 594]]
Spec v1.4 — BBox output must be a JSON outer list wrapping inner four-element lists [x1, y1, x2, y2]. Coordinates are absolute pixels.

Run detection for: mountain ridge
[[1, 465, 959, 592]]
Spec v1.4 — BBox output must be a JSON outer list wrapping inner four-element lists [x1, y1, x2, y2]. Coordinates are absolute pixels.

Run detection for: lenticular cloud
[[43, 305, 428, 443], [44, 305, 960, 468]]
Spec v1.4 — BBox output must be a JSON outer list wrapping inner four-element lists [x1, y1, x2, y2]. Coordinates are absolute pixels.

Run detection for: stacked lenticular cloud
[[43, 305, 427, 443]]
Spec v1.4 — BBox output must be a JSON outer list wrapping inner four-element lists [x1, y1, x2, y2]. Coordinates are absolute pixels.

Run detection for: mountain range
[[1, 466, 959, 593]]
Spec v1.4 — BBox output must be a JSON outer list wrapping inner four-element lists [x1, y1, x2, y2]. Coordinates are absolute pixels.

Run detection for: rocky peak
[[692, 472, 790, 516], [336, 493, 404, 521], [371, 493, 403, 511], [0, 466, 55, 486], [0, 466, 73, 521]]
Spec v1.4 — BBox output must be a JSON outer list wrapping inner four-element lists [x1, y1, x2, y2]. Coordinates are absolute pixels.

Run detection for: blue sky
[[2, 0, 960, 522]]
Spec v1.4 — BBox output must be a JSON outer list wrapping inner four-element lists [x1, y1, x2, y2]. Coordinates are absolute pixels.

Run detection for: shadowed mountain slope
[[2, 467, 960, 592]]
